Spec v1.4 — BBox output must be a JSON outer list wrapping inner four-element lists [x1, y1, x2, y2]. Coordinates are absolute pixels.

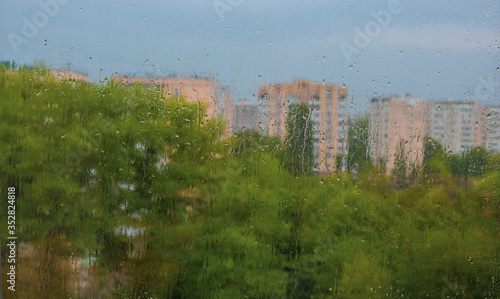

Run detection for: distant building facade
[[428, 101, 487, 153], [258, 79, 349, 174], [370, 96, 429, 174], [370, 96, 500, 175], [485, 106, 500, 153], [234, 100, 257, 132]]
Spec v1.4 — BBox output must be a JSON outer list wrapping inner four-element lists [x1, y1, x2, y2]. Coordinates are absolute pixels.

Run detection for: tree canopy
[[0, 68, 498, 298], [284, 103, 314, 176]]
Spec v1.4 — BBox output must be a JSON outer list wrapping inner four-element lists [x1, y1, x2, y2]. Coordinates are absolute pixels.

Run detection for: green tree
[[392, 139, 407, 187], [461, 147, 490, 176], [0, 60, 15, 69], [422, 137, 450, 176], [284, 103, 314, 176], [0, 67, 223, 298], [347, 117, 372, 173]]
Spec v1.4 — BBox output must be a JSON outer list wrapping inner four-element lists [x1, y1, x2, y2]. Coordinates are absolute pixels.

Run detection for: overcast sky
[[1, 0, 499, 114]]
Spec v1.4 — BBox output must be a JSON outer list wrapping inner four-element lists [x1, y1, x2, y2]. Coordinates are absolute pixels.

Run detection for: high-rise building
[[369, 96, 429, 174], [234, 100, 258, 132], [485, 106, 500, 153], [370, 97, 496, 175], [258, 79, 349, 174], [428, 101, 487, 153]]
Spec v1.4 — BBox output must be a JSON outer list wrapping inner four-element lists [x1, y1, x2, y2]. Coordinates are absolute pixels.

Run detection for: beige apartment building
[[370, 96, 429, 174], [428, 101, 488, 154], [258, 79, 349, 174], [485, 106, 500, 153], [234, 99, 258, 132], [370, 97, 499, 175]]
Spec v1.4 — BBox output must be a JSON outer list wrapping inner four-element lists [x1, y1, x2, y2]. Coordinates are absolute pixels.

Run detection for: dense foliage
[[285, 103, 314, 176], [347, 117, 371, 173], [1, 68, 499, 298], [423, 137, 492, 177]]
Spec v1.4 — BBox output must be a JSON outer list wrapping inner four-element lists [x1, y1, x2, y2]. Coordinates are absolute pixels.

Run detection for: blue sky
[[1, 0, 499, 114]]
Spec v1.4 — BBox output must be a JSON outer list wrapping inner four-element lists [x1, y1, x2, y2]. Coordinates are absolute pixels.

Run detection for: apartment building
[[234, 100, 258, 132], [258, 79, 349, 174], [485, 106, 500, 153], [370, 96, 429, 174], [369, 96, 498, 175], [428, 101, 487, 153]]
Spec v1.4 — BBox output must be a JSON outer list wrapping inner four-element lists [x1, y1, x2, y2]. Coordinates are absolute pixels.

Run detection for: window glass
[[0, 0, 499, 297]]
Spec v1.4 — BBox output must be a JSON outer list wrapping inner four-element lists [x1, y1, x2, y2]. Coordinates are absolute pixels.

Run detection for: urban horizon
[[12, 65, 498, 176]]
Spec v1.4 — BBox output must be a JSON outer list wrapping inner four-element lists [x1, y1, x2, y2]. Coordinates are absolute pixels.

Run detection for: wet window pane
[[1, 0, 499, 298]]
